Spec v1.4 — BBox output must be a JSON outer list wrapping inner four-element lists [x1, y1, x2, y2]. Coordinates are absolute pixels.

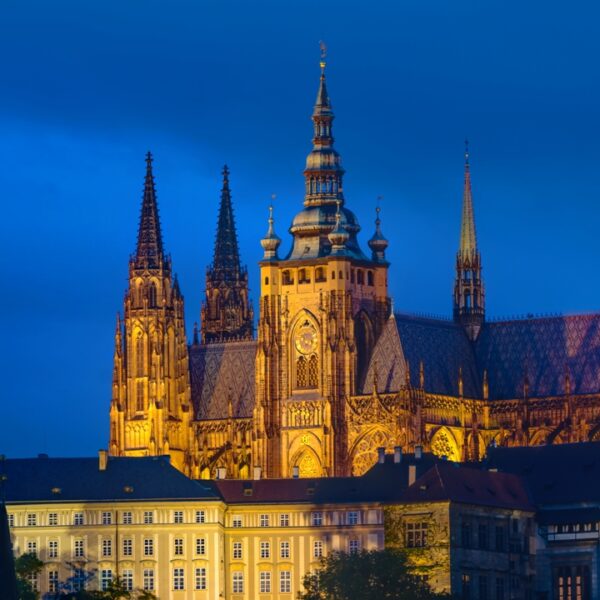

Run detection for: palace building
[[108, 58, 600, 481]]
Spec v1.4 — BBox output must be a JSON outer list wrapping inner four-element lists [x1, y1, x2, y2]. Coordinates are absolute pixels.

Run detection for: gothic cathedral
[[109, 60, 600, 479]]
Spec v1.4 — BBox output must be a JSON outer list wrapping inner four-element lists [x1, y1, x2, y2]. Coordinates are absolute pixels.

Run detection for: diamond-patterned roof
[[189, 340, 256, 419]]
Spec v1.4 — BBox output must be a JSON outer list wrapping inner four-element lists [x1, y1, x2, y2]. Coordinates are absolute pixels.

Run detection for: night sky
[[1, 0, 599, 457]]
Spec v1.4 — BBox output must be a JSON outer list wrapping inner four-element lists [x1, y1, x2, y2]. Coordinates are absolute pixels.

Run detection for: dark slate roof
[[364, 314, 480, 398], [475, 314, 600, 399], [2, 456, 219, 503], [364, 312, 600, 400], [399, 462, 533, 511], [189, 340, 256, 419], [487, 442, 600, 507]]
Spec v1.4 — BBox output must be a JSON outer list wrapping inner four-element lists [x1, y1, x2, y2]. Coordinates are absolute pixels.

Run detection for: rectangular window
[[27, 513, 37, 527], [478, 524, 488, 550], [260, 571, 271, 593], [195, 567, 207, 591], [313, 540, 323, 558], [8, 514, 14, 528], [48, 513, 58, 526], [495, 577, 504, 600], [195, 510, 206, 524], [144, 538, 154, 556], [174, 537, 184, 556], [27, 540, 37, 556], [280, 513, 290, 527], [102, 538, 112, 557], [74, 539, 84, 558], [196, 537, 206, 556], [348, 511, 359, 526], [27, 572, 39, 592], [462, 522, 471, 549], [122, 570, 133, 592], [143, 569, 155, 591], [72, 568, 86, 592], [260, 541, 270, 559], [101, 569, 113, 591], [349, 539, 360, 554], [311, 512, 323, 526], [479, 574, 488, 600], [143, 511, 154, 524], [232, 571, 244, 594], [173, 567, 185, 591], [123, 538, 133, 556], [73, 512, 84, 526], [122, 511, 132, 525], [102, 511, 112, 525], [462, 573, 471, 600], [232, 515, 242, 528], [406, 522, 428, 548], [280, 540, 290, 559], [233, 541, 242, 560], [495, 526, 505, 552], [48, 570, 59, 593], [260, 514, 270, 527], [48, 540, 59, 558], [173, 510, 184, 524], [280, 570, 291, 593]]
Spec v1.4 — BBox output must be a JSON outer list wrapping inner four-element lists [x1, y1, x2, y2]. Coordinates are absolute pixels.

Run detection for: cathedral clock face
[[295, 323, 318, 354]]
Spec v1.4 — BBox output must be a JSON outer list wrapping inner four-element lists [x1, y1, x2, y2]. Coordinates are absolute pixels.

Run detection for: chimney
[[253, 467, 262, 481], [408, 464, 417, 486], [414, 445, 423, 460], [292, 466, 300, 479], [377, 447, 386, 464], [98, 450, 108, 471], [216, 467, 226, 480], [394, 446, 402, 464]]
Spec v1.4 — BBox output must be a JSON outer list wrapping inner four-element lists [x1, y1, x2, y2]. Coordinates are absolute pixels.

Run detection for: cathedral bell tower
[[201, 166, 253, 342], [453, 143, 485, 340], [253, 54, 391, 478], [109, 153, 192, 473]]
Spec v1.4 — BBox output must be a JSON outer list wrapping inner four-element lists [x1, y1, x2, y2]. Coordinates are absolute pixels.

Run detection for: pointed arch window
[[308, 355, 318, 388], [136, 335, 144, 377], [296, 356, 307, 388], [149, 282, 157, 307], [136, 381, 144, 412]]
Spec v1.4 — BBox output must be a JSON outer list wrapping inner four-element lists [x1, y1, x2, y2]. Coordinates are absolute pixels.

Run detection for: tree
[[15, 552, 44, 600], [298, 549, 452, 600], [45, 575, 158, 600]]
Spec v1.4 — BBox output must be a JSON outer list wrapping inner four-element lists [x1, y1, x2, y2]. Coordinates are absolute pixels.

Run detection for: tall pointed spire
[[453, 141, 485, 340], [460, 141, 477, 258], [135, 152, 164, 269], [212, 165, 241, 280]]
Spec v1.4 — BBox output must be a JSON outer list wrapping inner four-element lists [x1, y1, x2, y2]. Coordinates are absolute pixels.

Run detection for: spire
[[212, 165, 241, 280], [260, 198, 281, 260], [328, 200, 349, 252], [135, 152, 164, 269], [368, 199, 389, 262], [459, 140, 477, 258]]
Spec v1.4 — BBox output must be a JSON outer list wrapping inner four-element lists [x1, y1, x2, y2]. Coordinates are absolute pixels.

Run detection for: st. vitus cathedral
[[109, 60, 600, 479]]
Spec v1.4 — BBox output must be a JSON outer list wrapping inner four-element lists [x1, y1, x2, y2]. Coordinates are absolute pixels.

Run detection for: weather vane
[[319, 40, 327, 71]]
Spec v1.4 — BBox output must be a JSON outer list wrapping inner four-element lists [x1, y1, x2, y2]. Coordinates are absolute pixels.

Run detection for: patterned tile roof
[[476, 314, 600, 399], [365, 312, 600, 400], [189, 340, 256, 419]]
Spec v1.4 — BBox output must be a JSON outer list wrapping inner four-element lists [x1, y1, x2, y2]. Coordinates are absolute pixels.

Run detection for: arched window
[[282, 270, 293, 285], [136, 381, 144, 412], [149, 282, 157, 307], [315, 267, 326, 282], [296, 356, 307, 388], [339, 270, 343, 280], [136, 335, 144, 377], [308, 354, 318, 388], [357, 270, 364, 285], [367, 271, 374, 286], [331, 271, 336, 280], [298, 268, 310, 284], [351, 270, 355, 283], [264, 276, 269, 285], [464, 291, 472, 309]]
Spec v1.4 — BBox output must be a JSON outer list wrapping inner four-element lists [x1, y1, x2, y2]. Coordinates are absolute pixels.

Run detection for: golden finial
[[319, 40, 327, 72]]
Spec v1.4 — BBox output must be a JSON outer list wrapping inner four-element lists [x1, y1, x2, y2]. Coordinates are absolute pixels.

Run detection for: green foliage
[[15, 552, 44, 600], [45, 575, 158, 600], [298, 549, 452, 600]]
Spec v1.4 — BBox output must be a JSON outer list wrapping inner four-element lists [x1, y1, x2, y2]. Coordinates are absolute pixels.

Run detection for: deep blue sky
[[1, 0, 599, 457]]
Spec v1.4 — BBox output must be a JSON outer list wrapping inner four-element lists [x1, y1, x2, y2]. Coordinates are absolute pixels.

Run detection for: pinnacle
[[459, 146, 477, 258]]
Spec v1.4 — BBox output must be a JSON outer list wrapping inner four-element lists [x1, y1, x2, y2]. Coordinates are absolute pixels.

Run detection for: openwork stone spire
[[454, 141, 485, 340], [201, 166, 253, 343], [135, 152, 164, 269]]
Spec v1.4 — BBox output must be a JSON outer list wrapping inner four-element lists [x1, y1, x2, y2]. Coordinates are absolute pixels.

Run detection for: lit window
[[311, 512, 323, 526], [173, 567, 185, 591], [101, 512, 112, 525], [122, 538, 133, 556], [48, 570, 59, 593], [144, 538, 154, 556], [143, 569, 155, 591], [27, 513, 37, 527], [280, 513, 290, 527], [122, 570, 133, 592], [48, 540, 59, 559], [349, 538, 360, 554], [174, 538, 184, 556], [232, 515, 242, 528], [308, 354, 318, 388], [195, 567, 207, 591], [173, 510, 184, 524], [122, 511, 132, 525], [102, 538, 112, 557], [406, 522, 428, 548], [72, 568, 86, 591], [260, 541, 270, 559], [143, 511, 154, 524], [233, 541, 242, 560], [260, 571, 271, 593], [232, 572, 244, 593], [101, 569, 113, 591], [280, 541, 290, 559], [195, 510, 206, 524], [313, 540, 323, 558], [74, 539, 84, 558], [8, 514, 14, 528], [27, 572, 39, 592], [348, 511, 359, 525], [196, 537, 206, 555], [27, 540, 37, 556], [73, 512, 84, 526], [48, 513, 58, 526], [280, 570, 291, 593], [260, 514, 270, 527]]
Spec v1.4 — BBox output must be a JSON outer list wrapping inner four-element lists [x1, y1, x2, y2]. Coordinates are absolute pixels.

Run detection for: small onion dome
[[260, 204, 281, 259], [328, 201, 349, 251], [368, 206, 388, 261]]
